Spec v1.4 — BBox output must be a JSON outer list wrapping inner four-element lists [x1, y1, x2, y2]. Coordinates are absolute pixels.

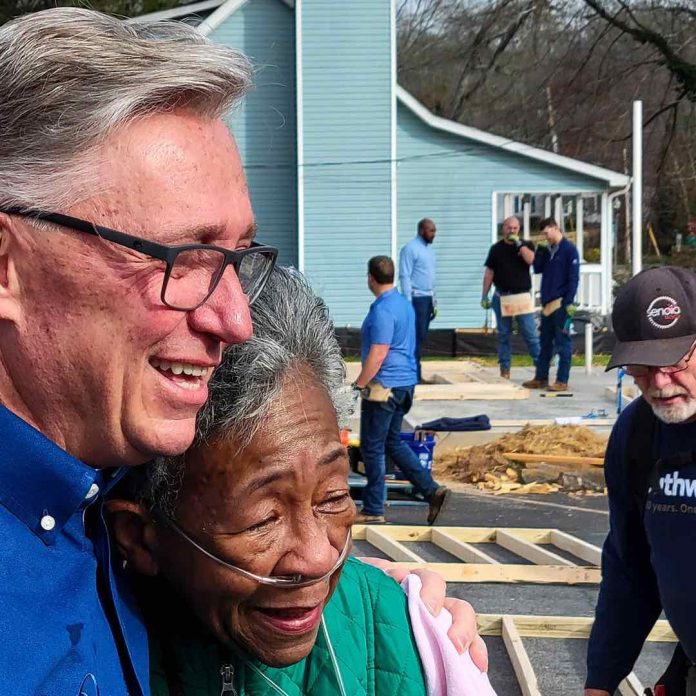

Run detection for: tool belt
[[646, 644, 696, 695], [361, 381, 393, 403], [498, 291, 534, 317]]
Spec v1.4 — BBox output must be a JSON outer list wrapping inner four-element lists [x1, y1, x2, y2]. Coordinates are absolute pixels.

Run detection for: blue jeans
[[492, 293, 540, 371], [536, 306, 572, 384], [360, 386, 439, 516], [412, 296, 433, 382]]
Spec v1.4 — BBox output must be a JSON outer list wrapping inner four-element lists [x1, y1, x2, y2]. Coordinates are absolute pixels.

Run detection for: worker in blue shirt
[[399, 218, 437, 382], [522, 217, 579, 392], [586, 267, 696, 696], [353, 256, 449, 525]]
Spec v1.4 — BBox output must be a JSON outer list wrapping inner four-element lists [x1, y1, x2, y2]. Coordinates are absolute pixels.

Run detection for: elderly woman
[[107, 268, 491, 695]]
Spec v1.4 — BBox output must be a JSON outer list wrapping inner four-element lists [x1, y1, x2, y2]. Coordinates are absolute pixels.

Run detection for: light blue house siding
[[211, 0, 297, 265], [299, 0, 393, 325], [397, 104, 609, 328]]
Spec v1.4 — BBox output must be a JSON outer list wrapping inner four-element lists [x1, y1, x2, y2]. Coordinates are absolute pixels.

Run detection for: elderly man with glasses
[[586, 267, 696, 696], [0, 9, 482, 696]]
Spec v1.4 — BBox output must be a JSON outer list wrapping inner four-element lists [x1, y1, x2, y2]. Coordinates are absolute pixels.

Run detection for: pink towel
[[402, 575, 497, 696]]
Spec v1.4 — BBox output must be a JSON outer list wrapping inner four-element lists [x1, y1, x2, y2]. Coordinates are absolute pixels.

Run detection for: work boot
[[547, 382, 568, 392], [500, 368, 511, 379], [521, 378, 548, 389], [427, 486, 450, 526], [354, 512, 386, 524]]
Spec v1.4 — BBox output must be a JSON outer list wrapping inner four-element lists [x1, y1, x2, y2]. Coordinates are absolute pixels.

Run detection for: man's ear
[[0, 214, 23, 323], [104, 499, 160, 576]]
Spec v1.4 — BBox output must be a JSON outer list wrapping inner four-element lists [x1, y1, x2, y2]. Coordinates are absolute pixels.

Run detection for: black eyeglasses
[[1, 207, 278, 311], [624, 341, 696, 378]]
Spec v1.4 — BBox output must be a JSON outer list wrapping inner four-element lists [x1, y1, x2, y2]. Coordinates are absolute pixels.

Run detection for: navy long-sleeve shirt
[[533, 237, 579, 306], [586, 399, 696, 692]]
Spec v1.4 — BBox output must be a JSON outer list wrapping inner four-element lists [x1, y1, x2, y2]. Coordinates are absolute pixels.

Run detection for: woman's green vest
[[149, 557, 427, 695]]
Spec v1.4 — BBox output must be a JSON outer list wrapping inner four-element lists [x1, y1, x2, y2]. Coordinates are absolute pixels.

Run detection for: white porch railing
[[532, 263, 605, 313]]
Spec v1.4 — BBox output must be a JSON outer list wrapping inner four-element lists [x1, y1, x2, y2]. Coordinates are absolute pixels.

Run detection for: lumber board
[[502, 615, 541, 696], [414, 383, 529, 401], [448, 527, 551, 544], [352, 524, 368, 541], [619, 672, 644, 696], [496, 530, 576, 566], [502, 452, 605, 467], [386, 562, 600, 584], [430, 529, 500, 564], [364, 527, 425, 563], [477, 614, 676, 642], [352, 525, 554, 544], [550, 530, 602, 565]]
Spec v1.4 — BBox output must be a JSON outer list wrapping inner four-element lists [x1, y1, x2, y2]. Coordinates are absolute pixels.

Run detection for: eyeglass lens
[[164, 247, 274, 310]]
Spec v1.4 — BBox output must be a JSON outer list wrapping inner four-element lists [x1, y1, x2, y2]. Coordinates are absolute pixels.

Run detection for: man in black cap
[[585, 266, 696, 696]]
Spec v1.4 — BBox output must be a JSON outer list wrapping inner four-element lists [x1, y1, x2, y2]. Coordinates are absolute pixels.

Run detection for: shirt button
[[85, 483, 100, 500], [40, 515, 56, 531]]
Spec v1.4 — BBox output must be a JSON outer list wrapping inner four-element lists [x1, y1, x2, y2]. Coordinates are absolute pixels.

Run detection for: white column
[[585, 322, 593, 375], [523, 200, 531, 239], [600, 192, 611, 315], [632, 100, 643, 275], [503, 194, 513, 219], [575, 196, 584, 260], [554, 196, 563, 227], [544, 195, 551, 218]]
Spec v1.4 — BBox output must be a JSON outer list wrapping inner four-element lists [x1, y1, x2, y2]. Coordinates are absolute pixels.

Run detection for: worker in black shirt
[[481, 216, 540, 379]]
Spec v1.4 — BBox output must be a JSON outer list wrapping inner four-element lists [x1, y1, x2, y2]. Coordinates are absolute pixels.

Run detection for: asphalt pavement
[[351, 487, 671, 695]]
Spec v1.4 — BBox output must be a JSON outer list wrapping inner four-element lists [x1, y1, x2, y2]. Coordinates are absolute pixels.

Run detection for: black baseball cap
[[607, 266, 696, 370]]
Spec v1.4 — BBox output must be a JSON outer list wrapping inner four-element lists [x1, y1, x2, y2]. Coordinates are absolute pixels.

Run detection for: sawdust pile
[[434, 425, 608, 495]]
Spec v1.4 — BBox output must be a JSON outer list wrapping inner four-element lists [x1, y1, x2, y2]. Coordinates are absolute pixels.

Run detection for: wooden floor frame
[[352, 525, 602, 584], [479, 614, 676, 696], [352, 526, 675, 694]]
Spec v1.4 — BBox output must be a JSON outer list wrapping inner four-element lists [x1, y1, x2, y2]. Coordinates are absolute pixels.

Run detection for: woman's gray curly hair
[[141, 266, 352, 517]]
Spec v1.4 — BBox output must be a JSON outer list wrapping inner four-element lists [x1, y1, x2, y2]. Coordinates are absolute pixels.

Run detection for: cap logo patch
[[646, 295, 681, 330]]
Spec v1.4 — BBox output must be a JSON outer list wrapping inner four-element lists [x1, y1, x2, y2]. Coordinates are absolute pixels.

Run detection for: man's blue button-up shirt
[[0, 405, 149, 696], [399, 236, 436, 300]]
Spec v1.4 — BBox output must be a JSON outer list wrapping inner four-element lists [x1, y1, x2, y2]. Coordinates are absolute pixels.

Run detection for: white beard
[[646, 392, 696, 423]]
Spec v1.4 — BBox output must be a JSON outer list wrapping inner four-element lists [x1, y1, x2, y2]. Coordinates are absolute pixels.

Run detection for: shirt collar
[[373, 287, 397, 306], [0, 405, 124, 544]]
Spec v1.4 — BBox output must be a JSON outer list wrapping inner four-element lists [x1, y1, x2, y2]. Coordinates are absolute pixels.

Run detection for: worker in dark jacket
[[522, 217, 579, 392], [586, 267, 696, 696]]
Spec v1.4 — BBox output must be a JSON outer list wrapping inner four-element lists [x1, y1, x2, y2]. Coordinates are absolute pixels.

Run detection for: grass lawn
[[344, 354, 611, 367], [469, 354, 611, 368]]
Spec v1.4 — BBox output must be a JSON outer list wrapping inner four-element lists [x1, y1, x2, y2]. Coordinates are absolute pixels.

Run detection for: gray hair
[[141, 266, 351, 517], [0, 7, 252, 210]]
